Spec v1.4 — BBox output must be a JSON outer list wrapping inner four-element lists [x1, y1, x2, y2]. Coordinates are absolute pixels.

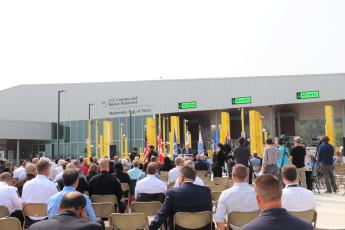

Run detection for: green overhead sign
[[296, 91, 319, 99], [232, 96, 252, 105], [178, 101, 196, 109]]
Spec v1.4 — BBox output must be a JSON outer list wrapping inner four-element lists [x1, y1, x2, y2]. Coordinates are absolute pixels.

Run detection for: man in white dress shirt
[[135, 162, 167, 201], [18, 158, 39, 180], [50, 159, 65, 181], [281, 165, 315, 211], [174, 160, 204, 188], [22, 159, 59, 223], [13, 160, 26, 179], [215, 164, 259, 230], [168, 157, 183, 184], [0, 172, 23, 223]]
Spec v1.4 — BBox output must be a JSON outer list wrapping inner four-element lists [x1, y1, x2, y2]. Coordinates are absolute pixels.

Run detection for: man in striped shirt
[[262, 138, 280, 177]]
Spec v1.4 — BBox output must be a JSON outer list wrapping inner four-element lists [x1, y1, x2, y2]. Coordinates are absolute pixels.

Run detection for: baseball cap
[[294, 136, 302, 143]]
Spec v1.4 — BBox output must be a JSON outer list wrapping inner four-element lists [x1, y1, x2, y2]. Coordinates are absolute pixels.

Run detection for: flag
[[157, 130, 164, 163], [198, 127, 204, 154], [143, 130, 150, 162], [226, 129, 231, 145], [213, 131, 219, 152], [173, 130, 178, 157]]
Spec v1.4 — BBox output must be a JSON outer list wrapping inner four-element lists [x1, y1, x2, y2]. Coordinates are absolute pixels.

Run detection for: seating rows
[[0, 169, 320, 229]]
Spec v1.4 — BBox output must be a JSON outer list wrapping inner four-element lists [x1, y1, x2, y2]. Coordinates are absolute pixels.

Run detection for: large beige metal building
[[0, 73, 344, 161]]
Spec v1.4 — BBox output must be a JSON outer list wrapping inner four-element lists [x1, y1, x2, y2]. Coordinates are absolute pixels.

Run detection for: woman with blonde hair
[[86, 163, 99, 183]]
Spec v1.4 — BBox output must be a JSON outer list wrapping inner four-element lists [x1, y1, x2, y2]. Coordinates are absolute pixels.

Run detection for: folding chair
[[227, 211, 260, 229], [121, 183, 130, 212], [131, 201, 162, 223], [91, 195, 118, 212], [211, 191, 222, 203], [92, 202, 115, 230], [202, 177, 213, 186], [196, 170, 208, 178], [289, 209, 317, 228], [108, 213, 149, 230], [22, 203, 48, 229], [0, 205, 10, 218], [252, 165, 261, 178], [167, 181, 175, 189], [0, 217, 22, 230], [174, 211, 212, 229], [213, 177, 232, 188], [160, 171, 169, 182], [207, 185, 226, 192], [92, 202, 115, 219]]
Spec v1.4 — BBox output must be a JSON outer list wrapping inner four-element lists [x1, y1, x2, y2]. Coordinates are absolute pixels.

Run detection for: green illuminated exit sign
[[178, 101, 197, 109], [296, 91, 319, 99], [232, 96, 252, 105]]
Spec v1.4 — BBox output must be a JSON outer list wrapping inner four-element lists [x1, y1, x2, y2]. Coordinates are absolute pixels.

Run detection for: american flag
[[157, 130, 164, 163]]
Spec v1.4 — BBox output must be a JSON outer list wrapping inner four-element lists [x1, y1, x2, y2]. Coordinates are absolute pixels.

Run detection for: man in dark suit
[[29, 191, 102, 230], [241, 175, 313, 230], [149, 166, 212, 230], [88, 158, 124, 212]]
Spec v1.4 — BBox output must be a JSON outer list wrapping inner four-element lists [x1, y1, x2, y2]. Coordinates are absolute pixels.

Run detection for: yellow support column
[[249, 110, 264, 157], [146, 117, 156, 148], [162, 115, 166, 149], [220, 112, 230, 144], [325, 105, 335, 145], [139, 147, 143, 163], [170, 116, 180, 144], [169, 131, 174, 158], [99, 135, 103, 158], [95, 120, 99, 159], [124, 136, 128, 158], [256, 111, 263, 157], [120, 123, 124, 157], [110, 120, 114, 145], [103, 120, 110, 158], [176, 116, 180, 144], [249, 110, 257, 156]]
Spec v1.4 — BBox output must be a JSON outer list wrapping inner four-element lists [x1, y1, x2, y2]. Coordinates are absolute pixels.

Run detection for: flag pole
[[241, 107, 245, 137]]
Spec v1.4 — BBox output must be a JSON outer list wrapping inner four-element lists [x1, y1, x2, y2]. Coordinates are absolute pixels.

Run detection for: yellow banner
[[220, 112, 230, 144], [146, 117, 157, 148], [249, 110, 264, 157], [325, 105, 335, 145]]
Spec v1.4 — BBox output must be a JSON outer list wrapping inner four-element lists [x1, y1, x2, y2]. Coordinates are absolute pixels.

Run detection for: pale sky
[[0, 0, 344, 91]]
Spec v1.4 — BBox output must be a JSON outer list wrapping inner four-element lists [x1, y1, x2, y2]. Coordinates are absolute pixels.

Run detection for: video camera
[[279, 134, 291, 149], [310, 137, 322, 147]]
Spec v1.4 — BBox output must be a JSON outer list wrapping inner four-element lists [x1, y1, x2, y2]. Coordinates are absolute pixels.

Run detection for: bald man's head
[[99, 158, 110, 172], [59, 191, 87, 218]]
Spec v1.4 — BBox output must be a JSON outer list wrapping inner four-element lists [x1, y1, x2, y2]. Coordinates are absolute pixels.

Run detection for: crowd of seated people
[[0, 143, 329, 230]]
